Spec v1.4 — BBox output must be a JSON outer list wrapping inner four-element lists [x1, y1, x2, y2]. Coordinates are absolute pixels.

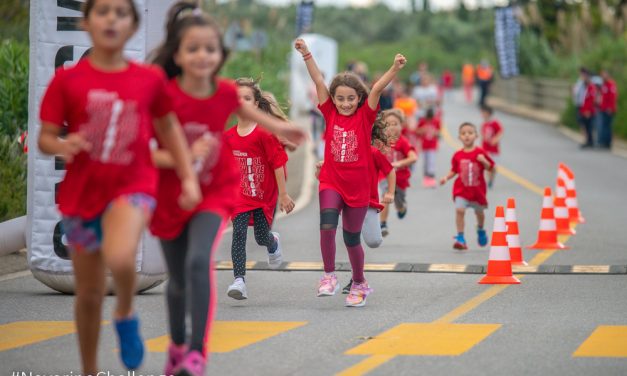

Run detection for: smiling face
[[384, 114, 403, 142], [82, 0, 137, 52], [237, 85, 258, 107], [332, 85, 361, 116], [174, 26, 224, 81], [459, 124, 478, 148]]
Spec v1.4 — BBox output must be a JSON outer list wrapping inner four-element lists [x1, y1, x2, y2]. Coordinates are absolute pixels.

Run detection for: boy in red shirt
[[480, 105, 503, 189], [599, 69, 618, 149], [440, 122, 495, 250], [380, 109, 418, 237], [417, 107, 441, 188]]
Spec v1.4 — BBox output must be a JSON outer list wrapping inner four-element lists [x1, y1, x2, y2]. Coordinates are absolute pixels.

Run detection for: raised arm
[[236, 104, 306, 146], [368, 53, 406, 110], [294, 38, 330, 105]]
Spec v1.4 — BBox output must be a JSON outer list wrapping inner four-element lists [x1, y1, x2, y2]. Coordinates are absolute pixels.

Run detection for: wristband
[[303, 52, 312, 61]]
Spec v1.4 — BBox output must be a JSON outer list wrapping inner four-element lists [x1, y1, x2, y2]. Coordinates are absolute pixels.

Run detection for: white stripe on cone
[[555, 207, 569, 218], [506, 234, 521, 247], [488, 245, 510, 261], [540, 219, 556, 230], [505, 208, 516, 222]]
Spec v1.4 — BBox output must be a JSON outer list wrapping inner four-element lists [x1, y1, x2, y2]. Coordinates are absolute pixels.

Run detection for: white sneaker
[[227, 278, 247, 300], [268, 232, 283, 269]]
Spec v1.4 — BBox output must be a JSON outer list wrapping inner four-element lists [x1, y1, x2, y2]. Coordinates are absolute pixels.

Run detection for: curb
[[214, 261, 627, 275]]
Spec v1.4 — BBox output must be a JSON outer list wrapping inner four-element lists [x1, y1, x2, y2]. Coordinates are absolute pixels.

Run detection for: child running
[[439, 122, 494, 250], [37, 0, 201, 373], [379, 109, 418, 237], [480, 105, 503, 188], [295, 38, 406, 307], [223, 78, 296, 301], [417, 107, 441, 188], [149, 3, 304, 375]]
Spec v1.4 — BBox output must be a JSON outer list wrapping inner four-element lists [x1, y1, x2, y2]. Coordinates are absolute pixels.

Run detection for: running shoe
[[342, 279, 353, 294], [381, 222, 389, 237], [345, 281, 373, 307], [174, 350, 205, 376], [268, 232, 283, 269], [164, 343, 187, 376], [453, 234, 468, 250], [227, 278, 248, 300], [317, 273, 339, 296], [114, 314, 144, 370], [477, 228, 489, 247], [397, 206, 407, 219]]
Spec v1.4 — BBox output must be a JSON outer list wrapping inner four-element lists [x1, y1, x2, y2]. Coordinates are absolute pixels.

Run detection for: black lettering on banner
[[57, 0, 84, 31]]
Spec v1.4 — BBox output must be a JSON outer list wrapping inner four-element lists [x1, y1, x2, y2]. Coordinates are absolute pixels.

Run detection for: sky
[[253, 0, 509, 11]]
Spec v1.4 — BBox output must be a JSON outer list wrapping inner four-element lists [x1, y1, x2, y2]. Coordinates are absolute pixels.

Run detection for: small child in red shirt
[[379, 109, 418, 237], [223, 78, 296, 301], [440, 122, 494, 250], [416, 107, 441, 188], [480, 105, 503, 189]]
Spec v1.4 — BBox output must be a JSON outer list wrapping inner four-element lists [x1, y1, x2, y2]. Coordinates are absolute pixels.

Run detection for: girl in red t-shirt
[[37, 1, 201, 374], [295, 38, 406, 307], [379, 109, 418, 237], [222, 78, 295, 303], [149, 4, 305, 376], [416, 107, 441, 188], [480, 105, 503, 189], [440, 122, 494, 250]]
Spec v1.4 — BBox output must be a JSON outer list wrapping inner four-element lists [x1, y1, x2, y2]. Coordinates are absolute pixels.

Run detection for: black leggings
[[231, 208, 276, 279], [159, 212, 224, 356]]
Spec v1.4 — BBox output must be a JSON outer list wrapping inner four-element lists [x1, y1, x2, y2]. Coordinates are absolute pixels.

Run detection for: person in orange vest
[[476, 60, 494, 106], [461, 63, 475, 103]]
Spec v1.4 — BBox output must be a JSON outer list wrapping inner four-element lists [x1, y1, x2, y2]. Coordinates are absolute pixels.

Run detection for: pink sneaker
[[164, 343, 187, 376], [345, 281, 373, 307], [317, 273, 339, 296], [174, 350, 206, 376]]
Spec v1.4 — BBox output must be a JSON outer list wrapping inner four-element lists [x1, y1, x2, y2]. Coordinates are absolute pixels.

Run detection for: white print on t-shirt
[[184, 123, 220, 185], [233, 151, 265, 199], [331, 125, 358, 163], [82, 90, 139, 165], [460, 159, 480, 187], [482, 123, 495, 141]]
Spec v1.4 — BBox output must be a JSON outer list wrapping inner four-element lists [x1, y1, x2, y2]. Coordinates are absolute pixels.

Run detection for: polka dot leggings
[[231, 208, 276, 279]]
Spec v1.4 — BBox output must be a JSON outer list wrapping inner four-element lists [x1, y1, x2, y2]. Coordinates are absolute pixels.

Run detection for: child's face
[[459, 125, 477, 147], [332, 85, 360, 116], [384, 115, 402, 141], [82, 0, 136, 52], [237, 86, 257, 107], [481, 110, 491, 121], [175, 26, 223, 81]]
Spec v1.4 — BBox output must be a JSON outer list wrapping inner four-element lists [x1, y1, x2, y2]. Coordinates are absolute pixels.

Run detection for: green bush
[[0, 133, 27, 221]]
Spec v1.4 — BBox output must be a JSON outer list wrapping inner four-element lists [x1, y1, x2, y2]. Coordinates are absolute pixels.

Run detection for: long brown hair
[[329, 72, 370, 109], [151, 1, 228, 79], [236, 78, 288, 120], [83, 0, 140, 25], [371, 114, 390, 151]]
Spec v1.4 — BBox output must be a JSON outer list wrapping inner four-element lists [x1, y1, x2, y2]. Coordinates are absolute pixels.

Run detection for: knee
[[343, 229, 361, 247], [167, 278, 185, 298], [253, 231, 267, 246], [106, 255, 135, 277], [320, 209, 339, 231], [456, 208, 466, 216], [76, 286, 105, 311], [188, 254, 209, 280]]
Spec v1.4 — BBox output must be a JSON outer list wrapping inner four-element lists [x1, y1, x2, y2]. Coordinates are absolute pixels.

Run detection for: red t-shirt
[[384, 135, 415, 190], [318, 98, 379, 207], [369, 146, 393, 211], [223, 125, 288, 225], [451, 147, 494, 206], [418, 118, 441, 151], [39, 58, 172, 219], [600, 80, 617, 113], [481, 119, 503, 155], [579, 83, 597, 115], [150, 78, 241, 239]]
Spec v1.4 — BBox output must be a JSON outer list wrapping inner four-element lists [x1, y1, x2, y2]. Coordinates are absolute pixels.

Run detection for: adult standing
[[599, 69, 618, 149], [476, 59, 493, 107], [461, 63, 475, 103], [577, 69, 597, 148]]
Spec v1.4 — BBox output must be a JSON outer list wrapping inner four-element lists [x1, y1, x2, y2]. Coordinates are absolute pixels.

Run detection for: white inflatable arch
[[25, 0, 175, 294]]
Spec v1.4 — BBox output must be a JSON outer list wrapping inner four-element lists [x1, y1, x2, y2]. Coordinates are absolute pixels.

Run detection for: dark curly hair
[[329, 72, 370, 108]]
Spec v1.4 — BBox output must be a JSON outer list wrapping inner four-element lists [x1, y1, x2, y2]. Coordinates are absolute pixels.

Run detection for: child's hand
[[439, 177, 448, 186], [382, 191, 394, 204], [489, 139, 498, 146], [392, 161, 402, 169], [61, 132, 92, 163], [315, 161, 323, 179], [281, 125, 308, 146], [294, 39, 310, 56], [392, 54, 407, 71], [191, 133, 217, 161], [179, 177, 201, 211], [279, 192, 295, 214], [477, 154, 488, 165]]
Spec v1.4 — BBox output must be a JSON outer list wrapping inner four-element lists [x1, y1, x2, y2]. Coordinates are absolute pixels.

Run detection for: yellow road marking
[[571, 265, 610, 273], [364, 263, 396, 271], [0, 321, 76, 352], [215, 261, 257, 270], [286, 262, 324, 270], [146, 321, 307, 353], [573, 326, 627, 357], [336, 355, 396, 376], [428, 264, 468, 272]]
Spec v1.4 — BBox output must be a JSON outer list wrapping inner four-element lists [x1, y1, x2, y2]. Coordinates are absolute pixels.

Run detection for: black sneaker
[[381, 222, 389, 237], [342, 279, 353, 294]]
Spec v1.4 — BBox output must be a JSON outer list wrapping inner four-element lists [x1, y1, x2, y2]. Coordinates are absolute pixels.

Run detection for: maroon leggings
[[319, 189, 367, 283]]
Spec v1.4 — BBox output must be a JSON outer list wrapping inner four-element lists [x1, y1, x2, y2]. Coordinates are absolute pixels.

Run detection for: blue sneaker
[[115, 314, 144, 370], [453, 234, 467, 250], [397, 206, 407, 219], [477, 228, 489, 247]]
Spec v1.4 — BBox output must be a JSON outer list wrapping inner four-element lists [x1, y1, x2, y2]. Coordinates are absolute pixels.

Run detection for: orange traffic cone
[[527, 187, 569, 250], [479, 206, 521, 284], [506, 198, 527, 266], [554, 178, 576, 235], [558, 163, 585, 224]]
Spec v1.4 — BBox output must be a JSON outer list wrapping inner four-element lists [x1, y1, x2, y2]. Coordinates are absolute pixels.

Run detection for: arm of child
[[476, 153, 493, 170], [275, 166, 295, 214], [315, 161, 323, 180], [38, 123, 92, 163], [392, 150, 418, 169], [490, 129, 504, 145], [368, 53, 407, 110], [152, 133, 215, 169], [439, 170, 456, 185], [381, 169, 396, 204], [153, 113, 201, 210], [236, 104, 306, 145], [295, 38, 330, 105]]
